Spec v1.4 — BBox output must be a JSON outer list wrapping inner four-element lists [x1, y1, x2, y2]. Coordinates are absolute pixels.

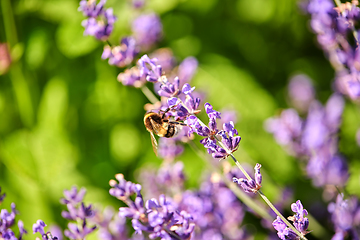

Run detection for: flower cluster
[[185, 103, 241, 160], [328, 194, 360, 239], [233, 163, 262, 193], [92, 207, 129, 240], [265, 75, 348, 187], [138, 163, 251, 240], [180, 175, 250, 240], [60, 186, 97, 239], [272, 200, 309, 240], [101, 37, 139, 68], [132, 13, 162, 51], [33, 220, 58, 240], [307, 0, 360, 100], [109, 173, 195, 240], [78, 0, 117, 41], [0, 188, 27, 240]]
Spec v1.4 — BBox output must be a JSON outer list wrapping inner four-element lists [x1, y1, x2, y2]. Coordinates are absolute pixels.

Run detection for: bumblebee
[[144, 110, 186, 156]]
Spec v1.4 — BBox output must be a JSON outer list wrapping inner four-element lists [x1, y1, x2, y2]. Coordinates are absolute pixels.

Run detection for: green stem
[[213, 130, 307, 239], [258, 190, 308, 240], [2, 0, 34, 127], [1, 0, 18, 47], [188, 141, 273, 221], [140, 85, 160, 105]]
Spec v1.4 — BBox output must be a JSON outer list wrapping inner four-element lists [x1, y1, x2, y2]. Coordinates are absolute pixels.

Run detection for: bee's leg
[[169, 121, 187, 126], [160, 107, 172, 119]]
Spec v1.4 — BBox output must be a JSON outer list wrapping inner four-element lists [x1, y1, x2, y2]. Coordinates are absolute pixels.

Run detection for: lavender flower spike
[[132, 13, 162, 50], [272, 216, 299, 240], [233, 163, 262, 193], [33, 220, 57, 240], [273, 200, 310, 239]]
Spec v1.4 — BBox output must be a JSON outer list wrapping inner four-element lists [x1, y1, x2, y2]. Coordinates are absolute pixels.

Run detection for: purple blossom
[[138, 55, 162, 82], [158, 138, 184, 160], [179, 176, 249, 240], [132, 0, 145, 9], [139, 163, 186, 200], [272, 200, 309, 240], [205, 102, 221, 119], [1, 203, 17, 232], [60, 187, 97, 239], [307, 0, 360, 100], [150, 48, 176, 74], [94, 207, 128, 240], [290, 200, 309, 234], [78, 0, 106, 17], [101, 37, 139, 67], [233, 163, 262, 193], [132, 13, 162, 50], [288, 74, 315, 113], [158, 76, 180, 98], [177, 57, 198, 86], [0, 187, 5, 204], [60, 186, 86, 205], [264, 109, 303, 151], [80, 2, 117, 41], [328, 194, 360, 239], [109, 174, 142, 200], [272, 216, 298, 240], [185, 103, 240, 159], [64, 222, 96, 240], [110, 175, 195, 240], [117, 66, 145, 87]]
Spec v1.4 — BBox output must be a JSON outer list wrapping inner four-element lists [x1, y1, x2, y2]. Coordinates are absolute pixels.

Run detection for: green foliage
[[1, 0, 359, 239]]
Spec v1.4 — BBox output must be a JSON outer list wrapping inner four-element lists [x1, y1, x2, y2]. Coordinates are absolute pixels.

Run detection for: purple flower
[[110, 175, 195, 240], [117, 66, 145, 87], [150, 48, 176, 74], [132, 13, 162, 50], [33, 220, 57, 240], [288, 74, 315, 113], [272, 216, 298, 240], [60, 186, 86, 205], [132, 0, 145, 9], [264, 109, 303, 151], [78, 0, 106, 18], [101, 37, 139, 67], [177, 57, 198, 86], [0, 187, 5, 204], [205, 102, 221, 119], [158, 76, 180, 98], [109, 174, 142, 200], [157, 138, 184, 160], [1, 203, 17, 230], [289, 200, 309, 234], [179, 177, 249, 240], [94, 207, 128, 240], [233, 163, 262, 193], [138, 55, 162, 82], [64, 222, 97, 240], [80, 3, 117, 41], [33, 220, 47, 238], [273, 200, 309, 239], [60, 187, 97, 239], [328, 194, 360, 239]]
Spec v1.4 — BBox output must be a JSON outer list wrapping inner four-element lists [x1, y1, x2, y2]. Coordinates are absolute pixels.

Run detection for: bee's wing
[[150, 131, 158, 156], [150, 118, 165, 135]]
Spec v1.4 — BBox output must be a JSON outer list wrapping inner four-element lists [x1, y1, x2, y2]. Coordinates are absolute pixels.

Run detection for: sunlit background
[[1, 0, 360, 239]]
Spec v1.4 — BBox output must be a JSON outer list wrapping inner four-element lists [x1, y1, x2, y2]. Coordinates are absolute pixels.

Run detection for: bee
[[144, 109, 186, 156]]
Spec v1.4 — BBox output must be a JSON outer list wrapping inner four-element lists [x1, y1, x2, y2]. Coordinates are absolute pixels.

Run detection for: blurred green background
[[1, 0, 360, 238]]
